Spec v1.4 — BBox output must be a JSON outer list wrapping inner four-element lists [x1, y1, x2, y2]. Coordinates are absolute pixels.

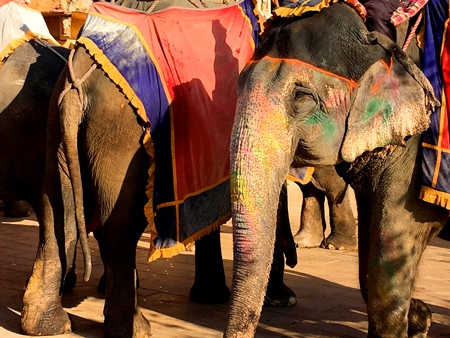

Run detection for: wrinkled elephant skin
[[225, 4, 438, 338]]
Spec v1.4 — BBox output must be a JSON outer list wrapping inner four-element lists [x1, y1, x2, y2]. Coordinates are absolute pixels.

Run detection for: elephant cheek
[[296, 114, 347, 165]]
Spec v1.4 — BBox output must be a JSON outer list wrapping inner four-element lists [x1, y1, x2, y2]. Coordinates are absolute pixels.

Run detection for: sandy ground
[[0, 183, 449, 337]]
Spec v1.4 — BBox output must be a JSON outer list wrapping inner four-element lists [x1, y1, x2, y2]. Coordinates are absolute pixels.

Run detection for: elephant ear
[[340, 32, 439, 163]]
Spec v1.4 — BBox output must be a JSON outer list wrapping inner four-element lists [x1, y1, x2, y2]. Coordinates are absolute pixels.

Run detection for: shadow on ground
[[0, 214, 449, 338]]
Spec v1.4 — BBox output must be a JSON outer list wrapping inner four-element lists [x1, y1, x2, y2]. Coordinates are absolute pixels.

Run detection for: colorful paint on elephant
[[420, 0, 450, 209], [78, 0, 261, 261], [0, 0, 58, 62], [253, 57, 354, 144]]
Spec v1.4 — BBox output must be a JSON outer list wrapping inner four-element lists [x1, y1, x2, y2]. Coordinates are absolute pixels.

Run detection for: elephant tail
[[58, 49, 97, 282]]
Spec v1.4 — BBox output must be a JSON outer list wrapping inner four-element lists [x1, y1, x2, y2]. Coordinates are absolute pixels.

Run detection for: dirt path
[[0, 184, 449, 337]]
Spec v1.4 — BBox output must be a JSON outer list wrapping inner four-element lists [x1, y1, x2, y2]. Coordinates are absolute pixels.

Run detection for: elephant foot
[[63, 266, 77, 293], [264, 282, 297, 307], [189, 280, 230, 304], [21, 303, 72, 336], [4, 201, 31, 218], [132, 310, 152, 338], [408, 298, 432, 337], [320, 233, 356, 250], [294, 229, 324, 248], [104, 309, 151, 338]]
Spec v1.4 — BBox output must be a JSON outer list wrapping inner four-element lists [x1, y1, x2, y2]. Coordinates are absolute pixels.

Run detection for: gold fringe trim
[[251, 0, 267, 35], [273, 0, 366, 20], [76, 36, 158, 248], [274, 0, 335, 18], [420, 185, 450, 210], [416, 20, 426, 51], [286, 167, 315, 185], [0, 30, 59, 64], [147, 213, 231, 262]]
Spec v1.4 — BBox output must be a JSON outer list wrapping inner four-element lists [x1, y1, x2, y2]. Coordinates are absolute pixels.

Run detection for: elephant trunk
[[225, 82, 294, 337]]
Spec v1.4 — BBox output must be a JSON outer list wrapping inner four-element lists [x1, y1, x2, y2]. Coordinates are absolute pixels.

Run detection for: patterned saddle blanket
[[79, 0, 261, 261], [420, 0, 450, 209]]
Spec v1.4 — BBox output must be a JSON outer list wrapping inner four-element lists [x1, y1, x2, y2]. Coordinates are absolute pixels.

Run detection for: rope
[[34, 38, 68, 63], [402, 11, 423, 52], [147, 0, 160, 12], [58, 48, 97, 110]]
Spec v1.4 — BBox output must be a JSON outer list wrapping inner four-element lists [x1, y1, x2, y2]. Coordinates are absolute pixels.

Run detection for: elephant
[[224, 2, 441, 338], [20, 26, 300, 338], [0, 40, 68, 216], [293, 165, 357, 249]]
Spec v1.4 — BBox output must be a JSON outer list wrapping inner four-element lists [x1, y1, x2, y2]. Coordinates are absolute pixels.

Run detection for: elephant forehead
[[247, 56, 356, 94]]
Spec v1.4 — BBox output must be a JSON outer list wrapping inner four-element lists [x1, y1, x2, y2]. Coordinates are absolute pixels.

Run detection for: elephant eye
[[293, 84, 314, 100], [292, 84, 319, 116]]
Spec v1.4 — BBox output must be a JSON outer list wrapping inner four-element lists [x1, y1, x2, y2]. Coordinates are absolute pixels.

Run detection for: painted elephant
[[20, 36, 299, 338], [293, 165, 357, 249], [224, 3, 439, 337]]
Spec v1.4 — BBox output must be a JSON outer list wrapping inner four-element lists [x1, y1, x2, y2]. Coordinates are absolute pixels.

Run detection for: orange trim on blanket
[[250, 0, 266, 36], [147, 213, 231, 261], [77, 36, 159, 250], [273, 0, 366, 20], [274, 0, 335, 18], [156, 176, 230, 209], [0, 30, 58, 64], [430, 16, 449, 188], [286, 168, 315, 185], [252, 56, 358, 90], [422, 140, 450, 152], [431, 88, 447, 188], [420, 185, 450, 211], [85, 12, 173, 102]]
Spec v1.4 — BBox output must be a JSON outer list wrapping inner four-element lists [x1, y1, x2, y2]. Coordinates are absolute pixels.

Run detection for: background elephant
[[225, 3, 439, 338], [293, 165, 357, 250], [0, 40, 68, 217]]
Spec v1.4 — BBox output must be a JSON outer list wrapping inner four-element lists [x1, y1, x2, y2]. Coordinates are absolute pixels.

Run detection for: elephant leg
[[264, 245, 296, 307], [265, 183, 297, 307], [294, 182, 326, 248], [190, 229, 230, 303], [347, 138, 449, 338], [21, 185, 76, 335], [95, 188, 149, 338], [306, 166, 356, 250], [366, 220, 433, 337], [320, 189, 357, 250], [102, 235, 150, 338], [90, 145, 150, 338]]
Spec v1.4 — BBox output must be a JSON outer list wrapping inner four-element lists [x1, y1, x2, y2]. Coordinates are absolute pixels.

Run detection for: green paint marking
[[305, 109, 336, 140], [364, 99, 394, 125]]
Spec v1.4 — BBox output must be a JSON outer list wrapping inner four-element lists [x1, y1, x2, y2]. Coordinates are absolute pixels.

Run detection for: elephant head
[[225, 4, 437, 337]]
